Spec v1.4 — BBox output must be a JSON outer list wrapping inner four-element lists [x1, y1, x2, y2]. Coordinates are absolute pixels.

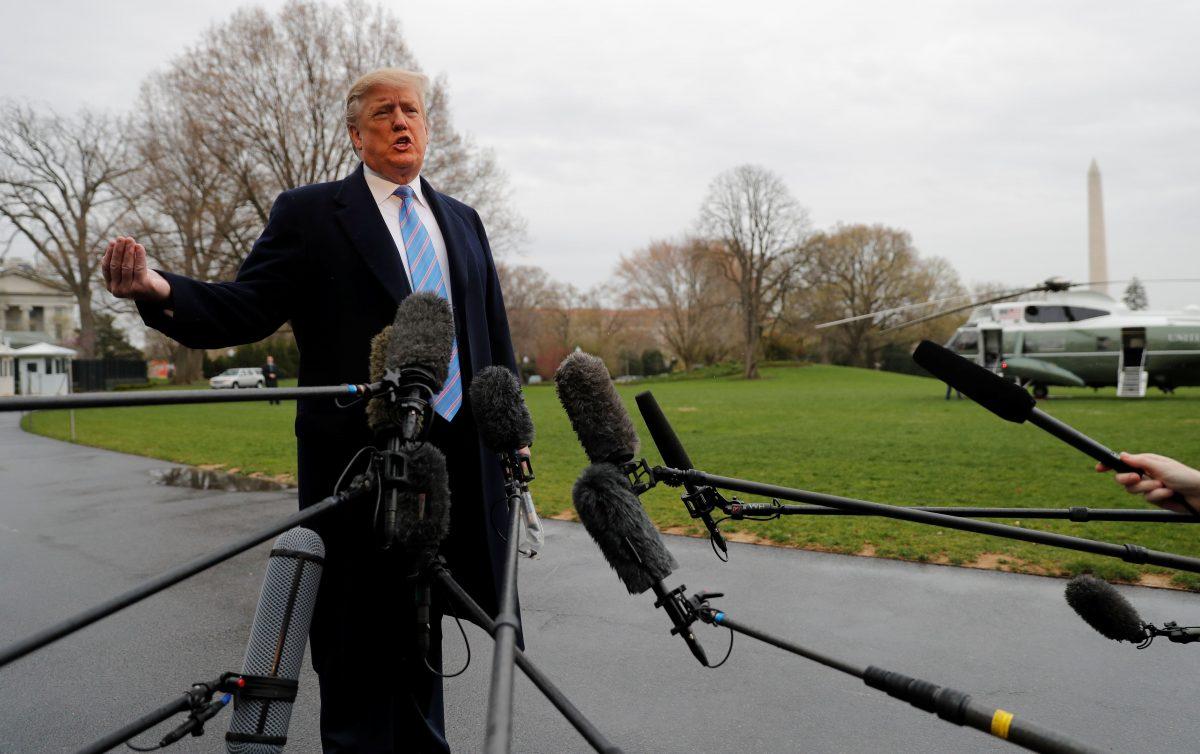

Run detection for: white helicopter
[[820, 278, 1200, 398]]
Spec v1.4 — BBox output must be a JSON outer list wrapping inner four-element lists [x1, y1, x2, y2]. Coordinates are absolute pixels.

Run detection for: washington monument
[[1088, 159, 1109, 295]]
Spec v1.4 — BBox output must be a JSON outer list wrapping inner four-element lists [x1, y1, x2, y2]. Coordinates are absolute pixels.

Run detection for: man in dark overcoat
[[102, 67, 519, 753]]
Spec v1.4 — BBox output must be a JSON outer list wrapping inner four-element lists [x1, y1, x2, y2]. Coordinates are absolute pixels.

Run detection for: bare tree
[[0, 102, 135, 357], [615, 238, 735, 369], [698, 165, 811, 378], [125, 73, 261, 382], [163, 0, 524, 256], [808, 224, 966, 366], [496, 261, 568, 370]]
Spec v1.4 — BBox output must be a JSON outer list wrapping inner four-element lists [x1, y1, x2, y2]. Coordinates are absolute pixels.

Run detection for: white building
[[12, 342, 75, 396], [0, 342, 15, 396], [0, 266, 77, 349]]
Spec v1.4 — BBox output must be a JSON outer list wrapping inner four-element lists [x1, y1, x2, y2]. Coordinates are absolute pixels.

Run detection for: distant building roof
[[14, 342, 76, 357]]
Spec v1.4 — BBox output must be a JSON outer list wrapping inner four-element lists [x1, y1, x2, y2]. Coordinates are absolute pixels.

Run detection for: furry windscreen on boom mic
[[470, 366, 535, 453], [367, 292, 455, 433], [1064, 574, 1148, 643], [572, 462, 678, 594], [912, 340, 1035, 424], [393, 442, 452, 567], [554, 352, 639, 465]]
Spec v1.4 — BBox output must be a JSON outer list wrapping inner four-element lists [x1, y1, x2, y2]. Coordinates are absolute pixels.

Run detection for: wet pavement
[[2, 412, 1200, 752]]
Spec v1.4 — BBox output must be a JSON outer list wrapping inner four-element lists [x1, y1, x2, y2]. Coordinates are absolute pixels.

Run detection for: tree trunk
[[75, 291, 97, 358], [742, 306, 759, 380], [172, 345, 205, 385]]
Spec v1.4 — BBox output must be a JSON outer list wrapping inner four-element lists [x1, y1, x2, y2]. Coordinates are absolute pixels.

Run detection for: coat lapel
[[334, 164, 412, 305], [420, 176, 471, 311]]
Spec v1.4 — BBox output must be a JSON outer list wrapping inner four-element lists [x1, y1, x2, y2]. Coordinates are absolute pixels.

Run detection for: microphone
[[470, 365, 543, 557], [572, 462, 710, 665], [1064, 574, 1200, 646], [226, 527, 325, 754], [554, 352, 640, 465], [913, 340, 1197, 515], [635, 391, 727, 555], [393, 441, 452, 660], [367, 291, 455, 440], [367, 292, 456, 550], [470, 365, 535, 455]]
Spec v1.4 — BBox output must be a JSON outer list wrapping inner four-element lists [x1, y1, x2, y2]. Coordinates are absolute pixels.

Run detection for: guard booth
[[0, 343, 15, 396], [13, 342, 76, 396], [1118, 327, 1148, 398]]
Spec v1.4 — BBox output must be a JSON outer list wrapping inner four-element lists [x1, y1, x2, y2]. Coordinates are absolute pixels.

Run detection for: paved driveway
[[2, 412, 1198, 752]]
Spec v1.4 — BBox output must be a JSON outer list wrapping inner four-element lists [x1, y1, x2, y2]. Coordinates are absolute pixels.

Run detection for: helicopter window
[[1066, 307, 1109, 320], [950, 330, 979, 353], [1025, 305, 1109, 323]]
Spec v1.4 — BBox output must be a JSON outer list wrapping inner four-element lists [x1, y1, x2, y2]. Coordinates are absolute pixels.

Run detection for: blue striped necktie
[[394, 185, 462, 421]]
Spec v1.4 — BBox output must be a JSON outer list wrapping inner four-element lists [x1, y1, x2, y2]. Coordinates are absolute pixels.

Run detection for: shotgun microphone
[[1065, 574, 1200, 647], [572, 462, 710, 666], [226, 528, 325, 754], [635, 391, 727, 555], [554, 352, 640, 465], [912, 340, 1197, 515]]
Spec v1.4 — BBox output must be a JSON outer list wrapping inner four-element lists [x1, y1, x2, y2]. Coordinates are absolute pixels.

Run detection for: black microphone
[[367, 291, 455, 440], [554, 352, 640, 465], [226, 527, 325, 754], [470, 365, 535, 455], [572, 462, 710, 665], [1064, 574, 1200, 647], [470, 365, 540, 552], [635, 391, 727, 555], [395, 441, 452, 661], [913, 340, 1197, 514], [367, 292, 456, 550]]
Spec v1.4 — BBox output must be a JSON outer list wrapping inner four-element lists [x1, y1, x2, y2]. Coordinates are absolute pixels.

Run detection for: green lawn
[[23, 366, 1200, 587]]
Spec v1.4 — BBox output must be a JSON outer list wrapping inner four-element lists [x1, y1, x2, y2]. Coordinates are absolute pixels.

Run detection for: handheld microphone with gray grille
[[225, 527, 325, 753]]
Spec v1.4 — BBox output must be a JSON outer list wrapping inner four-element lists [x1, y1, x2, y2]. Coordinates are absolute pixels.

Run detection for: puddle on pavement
[[153, 466, 292, 492]]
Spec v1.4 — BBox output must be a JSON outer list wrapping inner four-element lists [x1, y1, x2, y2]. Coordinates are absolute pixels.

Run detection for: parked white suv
[[209, 367, 265, 389]]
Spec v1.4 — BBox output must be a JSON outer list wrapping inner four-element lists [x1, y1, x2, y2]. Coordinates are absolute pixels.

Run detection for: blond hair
[[344, 68, 430, 130]]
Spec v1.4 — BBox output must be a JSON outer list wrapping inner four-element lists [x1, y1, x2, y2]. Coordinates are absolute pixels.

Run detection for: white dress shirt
[[362, 165, 453, 307]]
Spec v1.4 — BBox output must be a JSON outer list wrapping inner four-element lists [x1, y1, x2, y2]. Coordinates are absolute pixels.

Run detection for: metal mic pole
[[78, 694, 193, 754], [698, 608, 1103, 754], [0, 383, 386, 412], [727, 503, 1196, 523], [431, 562, 623, 754], [0, 480, 373, 670], [655, 467, 1200, 575], [485, 455, 529, 754]]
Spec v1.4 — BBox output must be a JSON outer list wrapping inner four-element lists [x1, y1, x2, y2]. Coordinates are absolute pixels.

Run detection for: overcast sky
[[3, 0, 1198, 308]]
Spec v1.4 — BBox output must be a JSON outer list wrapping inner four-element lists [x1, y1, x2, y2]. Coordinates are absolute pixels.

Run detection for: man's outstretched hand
[[102, 236, 171, 303], [1096, 452, 1200, 514]]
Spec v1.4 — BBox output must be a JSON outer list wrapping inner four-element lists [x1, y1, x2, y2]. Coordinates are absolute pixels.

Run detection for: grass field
[[23, 365, 1200, 588]]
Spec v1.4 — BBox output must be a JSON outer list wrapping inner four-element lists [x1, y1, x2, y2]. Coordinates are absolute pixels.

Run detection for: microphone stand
[[0, 382, 389, 412], [79, 673, 245, 754], [721, 500, 1195, 523], [692, 604, 1103, 754], [650, 466, 1200, 575], [645, 585, 1104, 754], [485, 451, 534, 754], [430, 560, 623, 754], [0, 477, 375, 671]]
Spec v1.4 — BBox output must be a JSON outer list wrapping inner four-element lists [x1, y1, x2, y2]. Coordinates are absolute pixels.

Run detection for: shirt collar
[[363, 163, 427, 208]]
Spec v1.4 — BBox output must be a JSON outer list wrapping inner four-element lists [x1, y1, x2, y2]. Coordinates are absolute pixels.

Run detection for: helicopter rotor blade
[[815, 293, 976, 329], [879, 286, 1044, 334]]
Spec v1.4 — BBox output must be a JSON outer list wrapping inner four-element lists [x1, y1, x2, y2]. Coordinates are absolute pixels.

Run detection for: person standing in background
[[263, 354, 280, 404]]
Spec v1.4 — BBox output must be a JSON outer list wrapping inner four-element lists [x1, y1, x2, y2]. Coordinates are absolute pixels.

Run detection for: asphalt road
[[2, 412, 1199, 753]]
